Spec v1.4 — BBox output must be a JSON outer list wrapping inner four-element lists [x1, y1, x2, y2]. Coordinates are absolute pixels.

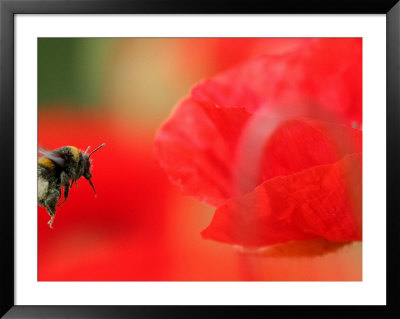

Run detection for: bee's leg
[[48, 214, 56, 229], [57, 171, 70, 207], [58, 185, 69, 207], [45, 188, 60, 229]]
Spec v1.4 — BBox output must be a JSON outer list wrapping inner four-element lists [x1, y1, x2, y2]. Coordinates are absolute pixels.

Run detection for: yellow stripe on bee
[[68, 146, 80, 161], [38, 157, 55, 170]]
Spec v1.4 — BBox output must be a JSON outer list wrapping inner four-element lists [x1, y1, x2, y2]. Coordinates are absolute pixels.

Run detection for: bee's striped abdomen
[[38, 157, 55, 170], [38, 176, 49, 202]]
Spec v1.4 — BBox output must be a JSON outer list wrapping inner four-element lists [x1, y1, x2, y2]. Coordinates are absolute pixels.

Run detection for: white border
[[15, 15, 386, 305]]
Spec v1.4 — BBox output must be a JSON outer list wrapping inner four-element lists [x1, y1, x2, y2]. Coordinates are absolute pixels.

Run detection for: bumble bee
[[38, 143, 105, 228]]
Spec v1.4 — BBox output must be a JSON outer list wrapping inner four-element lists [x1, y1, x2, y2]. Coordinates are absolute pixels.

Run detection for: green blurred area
[[38, 38, 113, 107], [37, 38, 198, 124]]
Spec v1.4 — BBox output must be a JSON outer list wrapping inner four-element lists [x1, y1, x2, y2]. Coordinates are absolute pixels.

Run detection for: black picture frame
[[1, 0, 399, 318]]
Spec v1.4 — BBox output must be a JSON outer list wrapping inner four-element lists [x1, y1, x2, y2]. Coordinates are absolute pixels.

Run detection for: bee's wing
[[38, 148, 65, 166]]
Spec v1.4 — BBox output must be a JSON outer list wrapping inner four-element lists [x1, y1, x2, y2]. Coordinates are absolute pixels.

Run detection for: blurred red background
[[38, 38, 361, 281]]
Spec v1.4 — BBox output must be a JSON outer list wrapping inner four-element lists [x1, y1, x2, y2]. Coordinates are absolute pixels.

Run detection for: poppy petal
[[154, 98, 251, 207], [201, 153, 362, 247], [258, 118, 362, 181], [192, 38, 362, 126], [155, 101, 362, 206], [236, 238, 352, 258]]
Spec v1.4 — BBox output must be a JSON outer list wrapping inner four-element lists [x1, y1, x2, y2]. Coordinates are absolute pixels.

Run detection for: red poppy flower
[[154, 38, 362, 249]]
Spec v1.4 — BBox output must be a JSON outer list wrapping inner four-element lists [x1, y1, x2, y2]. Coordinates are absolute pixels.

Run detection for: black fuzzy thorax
[[55, 146, 86, 182]]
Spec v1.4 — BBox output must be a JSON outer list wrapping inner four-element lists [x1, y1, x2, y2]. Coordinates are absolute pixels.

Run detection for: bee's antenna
[[84, 146, 91, 155], [89, 143, 106, 158]]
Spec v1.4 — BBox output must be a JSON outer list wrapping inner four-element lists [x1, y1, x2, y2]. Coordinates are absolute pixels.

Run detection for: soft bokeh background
[[38, 38, 361, 281]]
